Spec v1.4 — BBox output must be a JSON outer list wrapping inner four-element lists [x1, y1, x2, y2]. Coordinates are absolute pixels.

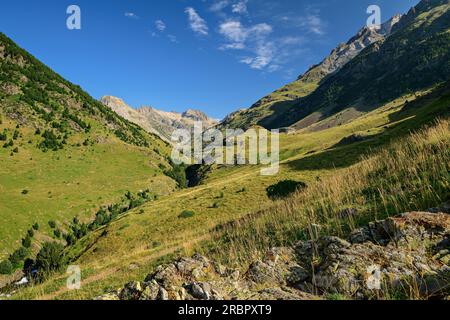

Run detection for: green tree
[[0, 260, 13, 275], [22, 235, 32, 248], [9, 247, 28, 267], [53, 229, 61, 239], [34, 242, 65, 280]]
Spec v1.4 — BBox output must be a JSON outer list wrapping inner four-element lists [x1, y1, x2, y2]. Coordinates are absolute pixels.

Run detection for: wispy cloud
[[168, 34, 178, 43], [219, 20, 272, 49], [210, 0, 230, 13], [278, 8, 326, 35], [155, 20, 166, 32], [124, 12, 139, 20], [185, 7, 209, 36], [219, 20, 276, 70], [218, 18, 307, 72], [240, 41, 275, 70], [232, 0, 248, 15], [301, 13, 325, 35]]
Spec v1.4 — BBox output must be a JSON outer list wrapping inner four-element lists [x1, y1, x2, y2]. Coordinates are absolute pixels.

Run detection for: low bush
[[0, 260, 13, 275], [266, 180, 307, 200], [179, 210, 195, 219]]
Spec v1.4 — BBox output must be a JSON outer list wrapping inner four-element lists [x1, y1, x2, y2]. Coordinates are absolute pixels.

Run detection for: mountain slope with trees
[[0, 32, 178, 262]]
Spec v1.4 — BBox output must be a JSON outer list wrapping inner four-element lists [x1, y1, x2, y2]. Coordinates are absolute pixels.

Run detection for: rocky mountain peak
[[101, 96, 218, 142], [301, 14, 402, 82], [182, 109, 211, 122]]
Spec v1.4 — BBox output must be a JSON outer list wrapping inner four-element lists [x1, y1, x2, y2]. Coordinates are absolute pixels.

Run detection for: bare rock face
[[302, 14, 402, 83], [101, 96, 218, 142], [96, 211, 450, 300]]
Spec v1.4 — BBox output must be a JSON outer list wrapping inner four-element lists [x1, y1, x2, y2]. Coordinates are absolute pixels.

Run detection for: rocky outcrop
[[96, 211, 450, 300], [301, 14, 402, 83]]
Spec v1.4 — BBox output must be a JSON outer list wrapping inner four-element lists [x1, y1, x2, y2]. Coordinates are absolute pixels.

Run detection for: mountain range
[[101, 96, 218, 142], [221, 0, 449, 131], [0, 0, 449, 301]]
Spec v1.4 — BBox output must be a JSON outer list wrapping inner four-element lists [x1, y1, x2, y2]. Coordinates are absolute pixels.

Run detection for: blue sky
[[0, 0, 419, 119]]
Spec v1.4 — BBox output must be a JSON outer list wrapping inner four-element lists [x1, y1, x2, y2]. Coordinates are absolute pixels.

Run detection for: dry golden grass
[[209, 119, 450, 266]]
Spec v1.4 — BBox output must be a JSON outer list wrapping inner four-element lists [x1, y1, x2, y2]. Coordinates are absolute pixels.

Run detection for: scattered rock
[[98, 211, 450, 300], [119, 281, 143, 300]]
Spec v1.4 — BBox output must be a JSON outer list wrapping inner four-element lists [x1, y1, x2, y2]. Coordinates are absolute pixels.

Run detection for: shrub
[[0, 130, 7, 141], [178, 210, 195, 219], [164, 163, 187, 188], [0, 260, 13, 275], [22, 235, 32, 248], [9, 247, 28, 266], [48, 220, 56, 229], [39, 130, 63, 151], [32, 222, 39, 231], [21, 189, 29, 195], [27, 229, 34, 238], [53, 229, 61, 239], [64, 233, 76, 245], [212, 202, 220, 209], [34, 242, 65, 280], [266, 180, 307, 200]]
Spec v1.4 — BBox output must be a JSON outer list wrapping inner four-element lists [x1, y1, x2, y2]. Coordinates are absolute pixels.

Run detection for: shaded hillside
[[262, 0, 450, 130]]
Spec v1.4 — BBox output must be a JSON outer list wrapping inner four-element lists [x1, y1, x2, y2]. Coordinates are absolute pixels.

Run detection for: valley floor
[[5, 86, 449, 300]]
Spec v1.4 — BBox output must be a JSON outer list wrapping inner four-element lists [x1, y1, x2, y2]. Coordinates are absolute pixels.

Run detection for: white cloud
[[240, 41, 275, 70], [278, 10, 326, 35], [168, 35, 178, 43], [218, 19, 307, 72], [185, 7, 209, 36], [219, 21, 247, 43], [302, 14, 325, 35], [124, 12, 139, 19], [232, 1, 248, 15], [219, 20, 272, 46], [279, 36, 305, 46], [210, 0, 230, 12], [155, 20, 166, 32], [219, 20, 277, 70], [221, 42, 246, 50]]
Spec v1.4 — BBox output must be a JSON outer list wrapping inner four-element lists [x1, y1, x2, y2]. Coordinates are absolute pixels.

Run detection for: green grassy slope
[[0, 33, 177, 259], [263, 0, 450, 130], [13, 81, 449, 299]]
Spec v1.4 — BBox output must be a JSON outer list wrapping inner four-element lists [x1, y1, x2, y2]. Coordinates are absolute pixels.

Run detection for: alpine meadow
[[0, 0, 449, 306]]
